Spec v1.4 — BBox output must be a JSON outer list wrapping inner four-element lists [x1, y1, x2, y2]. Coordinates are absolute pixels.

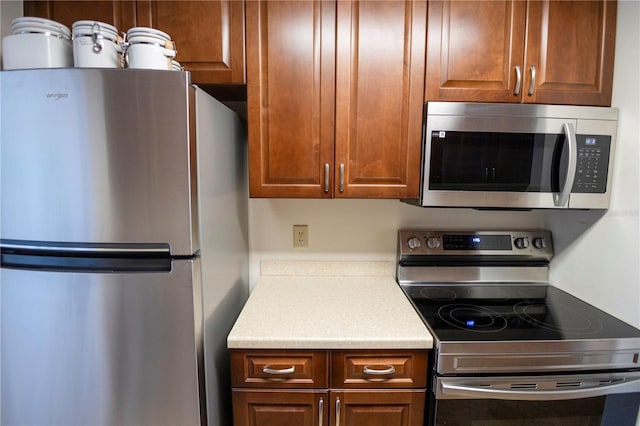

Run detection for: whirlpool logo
[[46, 92, 69, 100]]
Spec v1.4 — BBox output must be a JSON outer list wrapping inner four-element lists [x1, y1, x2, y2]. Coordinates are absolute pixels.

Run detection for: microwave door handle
[[553, 122, 577, 207]]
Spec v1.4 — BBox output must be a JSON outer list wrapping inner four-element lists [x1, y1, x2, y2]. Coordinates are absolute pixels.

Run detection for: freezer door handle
[[1, 239, 172, 272]]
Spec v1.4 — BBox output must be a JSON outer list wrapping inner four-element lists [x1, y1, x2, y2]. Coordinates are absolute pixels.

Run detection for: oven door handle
[[553, 122, 577, 207], [440, 378, 640, 401]]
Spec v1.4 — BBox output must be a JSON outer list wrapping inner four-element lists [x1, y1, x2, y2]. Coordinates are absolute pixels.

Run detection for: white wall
[[249, 199, 544, 283], [545, 0, 640, 327], [248, 1, 640, 328]]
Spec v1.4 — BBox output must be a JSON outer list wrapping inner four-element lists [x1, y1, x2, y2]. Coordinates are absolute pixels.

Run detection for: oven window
[[430, 393, 640, 426], [429, 131, 565, 192]]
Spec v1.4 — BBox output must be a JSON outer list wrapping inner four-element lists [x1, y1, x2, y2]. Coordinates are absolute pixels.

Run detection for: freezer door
[[1, 259, 203, 426], [0, 69, 197, 255]]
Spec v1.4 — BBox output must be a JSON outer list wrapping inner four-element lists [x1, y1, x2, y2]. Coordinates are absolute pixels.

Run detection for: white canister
[[125, 27, 176, 70], [3, 16, 72, 69], [72, 21, 123, 68], [2, 33, 73, 69], [11, 16, 72, 40]]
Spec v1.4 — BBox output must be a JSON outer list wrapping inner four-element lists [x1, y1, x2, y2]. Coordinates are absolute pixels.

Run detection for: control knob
[[514, 237, 529, 249], [426, 237, 441, 249], [533, 237, 547, 249], [407, 237, 421, 250]]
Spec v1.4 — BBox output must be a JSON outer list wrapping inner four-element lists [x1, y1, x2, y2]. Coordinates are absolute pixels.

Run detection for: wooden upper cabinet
[[248, 0, 426, 199], [23, 0, 137, 30], [136, 1, 246, 84], [425, 0, 526, 103], [335, 0, 426, 198], [524, 0, 617, 106], [426, 0, 617, 106], [23, 0, 245, 85], [247, 0, 337, 198]]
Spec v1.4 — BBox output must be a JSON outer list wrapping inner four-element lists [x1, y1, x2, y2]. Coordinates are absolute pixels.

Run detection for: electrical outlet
[[293, 225, 309, 248]]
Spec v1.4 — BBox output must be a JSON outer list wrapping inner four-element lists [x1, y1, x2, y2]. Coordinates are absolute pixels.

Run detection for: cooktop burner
[[437, 303, 508, 333], [513, 299, 604, 335], [408, 284, 635, 342]]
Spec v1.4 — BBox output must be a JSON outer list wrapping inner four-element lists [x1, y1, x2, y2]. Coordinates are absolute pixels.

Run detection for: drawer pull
[[363, 365, 396, 375], [319, 397, 324, 426], [262, 365, 295, 375]]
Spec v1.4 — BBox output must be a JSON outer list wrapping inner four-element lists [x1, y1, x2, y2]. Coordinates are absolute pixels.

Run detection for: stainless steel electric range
[[397, 230, 640, 426]]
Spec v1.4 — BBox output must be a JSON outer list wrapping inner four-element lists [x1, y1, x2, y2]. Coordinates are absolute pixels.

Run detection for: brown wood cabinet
[[23, 0, 245, 85], [23, 1, 137, 30], [425, 0, 617, 106], [231, 349, 428, 426], [247, 0, 426, 198]]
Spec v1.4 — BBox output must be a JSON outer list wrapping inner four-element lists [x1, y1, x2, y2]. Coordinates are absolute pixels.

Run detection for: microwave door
[[422, 115, 578, 209]]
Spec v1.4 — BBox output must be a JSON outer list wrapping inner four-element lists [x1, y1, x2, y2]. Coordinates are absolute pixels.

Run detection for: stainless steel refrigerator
[[0, 69, 249, 426]]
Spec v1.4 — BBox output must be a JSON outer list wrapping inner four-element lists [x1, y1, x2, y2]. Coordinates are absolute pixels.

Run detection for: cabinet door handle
[[319, 397, 324, 426], [335, 397, 341, 426], [324, 163, 330, 193], [262, 365, 295, 375], [339, 163, 345, 193], [363, 365, 396, 375], [528, 65, 536, 96], [514, 65, 522, 95]]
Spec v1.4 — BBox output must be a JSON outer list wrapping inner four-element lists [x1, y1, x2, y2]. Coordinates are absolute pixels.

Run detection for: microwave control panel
[[572, 135, 611, 193]]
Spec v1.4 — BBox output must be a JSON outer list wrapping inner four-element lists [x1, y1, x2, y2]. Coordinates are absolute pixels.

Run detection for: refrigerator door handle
[[1, 240, 173, 273]]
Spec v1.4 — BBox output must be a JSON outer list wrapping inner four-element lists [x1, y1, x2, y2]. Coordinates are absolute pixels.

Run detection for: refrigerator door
[[0, 69, 197, 256], [1, 258, 203, 426]]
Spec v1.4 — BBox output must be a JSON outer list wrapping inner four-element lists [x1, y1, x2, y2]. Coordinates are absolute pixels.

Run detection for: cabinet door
[[233, 390, 327, 426], [247, 0, 336, 198], [136, 0, 245, 84], [335, 0, 426, 198], [425, 0, 527, 103], [331, 390, 426, 426], [524, 0, 616, 106], [23, 0, 136, 31]]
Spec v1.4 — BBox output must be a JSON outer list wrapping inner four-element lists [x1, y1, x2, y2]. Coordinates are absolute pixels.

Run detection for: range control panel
[[572, 135, 611, 193], [399, 230, 553, 261]]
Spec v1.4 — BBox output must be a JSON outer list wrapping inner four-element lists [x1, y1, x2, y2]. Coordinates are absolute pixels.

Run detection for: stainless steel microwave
[[414, 102, 618, 209]]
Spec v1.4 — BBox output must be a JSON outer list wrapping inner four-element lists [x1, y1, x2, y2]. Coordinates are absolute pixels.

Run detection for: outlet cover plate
[[293, 225, 308, 248]]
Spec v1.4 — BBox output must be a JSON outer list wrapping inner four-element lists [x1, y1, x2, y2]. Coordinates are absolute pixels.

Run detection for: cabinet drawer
[[230, 350, 328, 388], [330, 350, 428, 388]]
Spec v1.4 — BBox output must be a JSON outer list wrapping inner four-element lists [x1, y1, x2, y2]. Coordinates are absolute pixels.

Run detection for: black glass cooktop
[[403, 284, 640, 342]]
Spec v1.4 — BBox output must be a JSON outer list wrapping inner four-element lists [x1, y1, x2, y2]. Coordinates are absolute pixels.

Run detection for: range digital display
[[443, 234, 512, 251]]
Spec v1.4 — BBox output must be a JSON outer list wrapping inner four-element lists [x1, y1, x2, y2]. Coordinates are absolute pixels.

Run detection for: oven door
[[430, 372, 640, 426]]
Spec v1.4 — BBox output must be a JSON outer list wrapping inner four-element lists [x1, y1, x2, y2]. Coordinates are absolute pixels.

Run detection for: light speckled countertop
[[227, 261, 433, 349]]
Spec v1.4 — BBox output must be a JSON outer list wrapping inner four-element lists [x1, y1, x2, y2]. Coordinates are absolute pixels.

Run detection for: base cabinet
[[231, 349, 428, 426], [333, 390, 425, 426], [232, 390, 326, 426]]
